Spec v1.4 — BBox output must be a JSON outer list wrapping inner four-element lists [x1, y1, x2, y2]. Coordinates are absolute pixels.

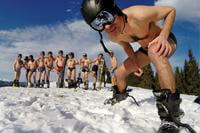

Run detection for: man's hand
[[148, 35, 172, 57], [134, 68, 143, 77]]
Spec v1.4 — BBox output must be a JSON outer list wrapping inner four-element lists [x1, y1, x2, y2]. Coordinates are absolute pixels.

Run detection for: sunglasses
[[90, 10, 115, 31]]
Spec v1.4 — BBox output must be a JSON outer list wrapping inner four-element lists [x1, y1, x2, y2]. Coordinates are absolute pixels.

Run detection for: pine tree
[[138, 64, 155, 90], [175, 67, 185, 93], [184, 49, 200, 95]]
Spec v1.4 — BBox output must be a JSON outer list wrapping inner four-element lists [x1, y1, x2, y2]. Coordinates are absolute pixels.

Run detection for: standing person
[[66, 52, 79, 88], [45, 51, 55, 88], [98, 55, 107, 89], [108, 50, 118, 90], [91, 53, 103, 90], [24, 56, 30, 87], [55, 50, 66, 88], [27, 55, 38, 88], [80, 53, 91, 89], [12, 54, 24, 87], [80, 0, 194, 132], [36, 51, 46, 88]]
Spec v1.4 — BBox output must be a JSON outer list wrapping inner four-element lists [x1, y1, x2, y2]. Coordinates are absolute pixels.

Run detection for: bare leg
[[148, 39, 176, 93], [115, 51, 150, 92]]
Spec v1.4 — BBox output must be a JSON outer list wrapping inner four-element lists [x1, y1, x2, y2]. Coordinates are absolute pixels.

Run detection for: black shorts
[[138, 32, 177, 56], [68, 67, 75, 72], [92, 65, 98, 73], [31, 68, 37, 73], [38, 67, 46, 73], [82, 66, 89, 73]]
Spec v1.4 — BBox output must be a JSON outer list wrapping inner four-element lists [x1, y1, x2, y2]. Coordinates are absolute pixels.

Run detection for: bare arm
[[111, 56, 118, 70]]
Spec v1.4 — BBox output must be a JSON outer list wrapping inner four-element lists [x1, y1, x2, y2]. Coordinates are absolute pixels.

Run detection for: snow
[[0, 82, 199, 133]]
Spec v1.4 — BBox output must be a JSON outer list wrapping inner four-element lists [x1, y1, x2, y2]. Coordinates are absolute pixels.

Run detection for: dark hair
[[48, 51, 53, 55], [40, 51, 45, 56], [58, 50, 63, 55], [18, 54, 22, 58], [24, 56, 29, 61]]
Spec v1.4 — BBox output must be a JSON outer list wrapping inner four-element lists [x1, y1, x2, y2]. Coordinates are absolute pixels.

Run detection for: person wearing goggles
[[81, 0, 195, 133]]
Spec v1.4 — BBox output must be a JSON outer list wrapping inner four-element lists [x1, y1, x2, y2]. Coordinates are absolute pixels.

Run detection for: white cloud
[[155, 0, 200, 24]]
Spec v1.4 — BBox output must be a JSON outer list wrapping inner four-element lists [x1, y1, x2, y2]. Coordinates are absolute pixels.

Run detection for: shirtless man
[[24, 56, 30, 87], [91, 53, 103, 90], [28, 55, 38, 88], [36, 51, 46, 88], [55, 50, 66, 88], [81, 0, 189, 132], [12, 54, 24, 87], [109, 50, 118, 89], [45, 51, 55, 88], [80, 53, 91, 89], [67, 52, 78, 88]]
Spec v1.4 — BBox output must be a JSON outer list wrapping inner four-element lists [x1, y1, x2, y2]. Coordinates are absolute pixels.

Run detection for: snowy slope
[[0, 82, 199, 133]]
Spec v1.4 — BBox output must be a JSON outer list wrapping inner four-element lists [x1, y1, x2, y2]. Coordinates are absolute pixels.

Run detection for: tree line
[[126, 49, 200, 96]]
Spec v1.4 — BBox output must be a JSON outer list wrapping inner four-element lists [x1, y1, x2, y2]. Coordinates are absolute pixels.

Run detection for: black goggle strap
[[98, 31, 110, 54]]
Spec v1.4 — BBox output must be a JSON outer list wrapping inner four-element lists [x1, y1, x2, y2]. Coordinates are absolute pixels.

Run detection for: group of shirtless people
[[13, 50, 117, 89]]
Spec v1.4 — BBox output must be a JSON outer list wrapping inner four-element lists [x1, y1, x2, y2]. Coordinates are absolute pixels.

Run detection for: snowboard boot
[[153, 89, 184, 133], [16, 80, 20, 87], [41, 80, 45, 88], [93, 83, 96, 90], [46, 80, 50, 88], [37, 80, 40, 88], [104, 86, 128, 105], [12, 80, 17, 87], [59, 79, 64, 88], [68, 80, 72, 88]]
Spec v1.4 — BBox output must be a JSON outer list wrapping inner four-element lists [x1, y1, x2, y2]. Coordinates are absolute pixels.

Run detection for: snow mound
[[0, 82, 199, 133]]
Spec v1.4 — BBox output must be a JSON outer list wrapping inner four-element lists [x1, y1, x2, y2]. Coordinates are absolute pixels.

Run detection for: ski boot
[[16, 80, 20, 87], [93, 83, 97, 90], [59, 79, 64, 88], [46, 80, 50, 88], [153, 89, 184, 133], [68, 80, 72, 88], [12, 80, 17, 87], [41, 80, 45, 88], [36, 80, 40, 88]]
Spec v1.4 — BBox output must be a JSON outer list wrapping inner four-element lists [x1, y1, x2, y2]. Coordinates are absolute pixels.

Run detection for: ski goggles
[[90, 10, 115, 31]]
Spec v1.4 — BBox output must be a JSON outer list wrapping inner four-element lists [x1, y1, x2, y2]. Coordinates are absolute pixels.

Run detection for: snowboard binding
[[104, 85, 139, 106]]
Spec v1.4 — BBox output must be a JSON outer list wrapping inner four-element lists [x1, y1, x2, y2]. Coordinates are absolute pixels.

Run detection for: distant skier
[[36, 51, 46, 88], [12, 54, 24, 87], [45, 51, 55, 88], [27, 55, 38, 88], [108, 50, 118, 89], [67, 52, 79, 88], [80, 53, 91, 89], [81, 0, 195, 132], [55, 50, 66, 88], [91, 53, 103, 90]]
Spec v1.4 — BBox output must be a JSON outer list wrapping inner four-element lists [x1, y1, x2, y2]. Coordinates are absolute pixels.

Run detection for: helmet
[[81, 0, 124, 27]]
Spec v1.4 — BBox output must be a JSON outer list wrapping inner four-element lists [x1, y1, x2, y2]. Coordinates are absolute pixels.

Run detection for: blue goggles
[[90, 10, 115, 31]]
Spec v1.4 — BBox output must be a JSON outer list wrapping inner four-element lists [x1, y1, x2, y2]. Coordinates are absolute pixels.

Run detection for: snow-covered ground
[[0, 82, 199, 133]]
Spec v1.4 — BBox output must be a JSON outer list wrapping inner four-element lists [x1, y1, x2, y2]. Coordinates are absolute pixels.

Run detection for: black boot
[[104, 86, 128, 105], [153, 89, 184, 133], [46, 80, 50, 88], [37, 80, 40, 88]]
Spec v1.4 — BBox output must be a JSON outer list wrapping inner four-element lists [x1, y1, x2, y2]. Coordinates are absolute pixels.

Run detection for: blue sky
[[0, 0, 199, 80]]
